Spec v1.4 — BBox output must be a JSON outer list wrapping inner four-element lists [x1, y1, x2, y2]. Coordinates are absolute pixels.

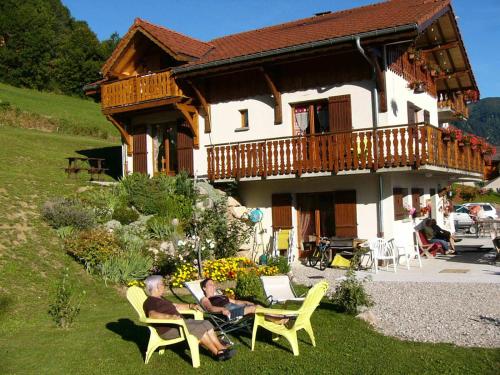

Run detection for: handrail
[[206, 122, 429, 148], [206, 123, 485, 180]]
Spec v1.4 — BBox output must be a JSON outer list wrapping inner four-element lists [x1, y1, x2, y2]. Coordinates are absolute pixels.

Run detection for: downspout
[[355, 37, 384, 237]]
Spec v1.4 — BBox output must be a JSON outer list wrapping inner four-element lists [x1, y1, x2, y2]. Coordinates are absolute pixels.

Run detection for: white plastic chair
[[391, 238, 422, 269], [368, 238, 397, 273], [260, 275, 305, 305]]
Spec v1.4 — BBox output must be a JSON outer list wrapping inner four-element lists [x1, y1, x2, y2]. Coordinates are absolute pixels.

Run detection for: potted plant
[[411, 80, 426, 94], [461, 134, 471, 146], [442, 127, 452, 142]]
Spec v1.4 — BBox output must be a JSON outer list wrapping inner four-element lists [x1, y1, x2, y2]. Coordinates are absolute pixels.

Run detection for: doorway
[[296, 190, 357, 247]]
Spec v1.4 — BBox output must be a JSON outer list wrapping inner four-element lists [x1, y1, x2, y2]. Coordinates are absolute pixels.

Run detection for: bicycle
[[307, 237, 332, 271]]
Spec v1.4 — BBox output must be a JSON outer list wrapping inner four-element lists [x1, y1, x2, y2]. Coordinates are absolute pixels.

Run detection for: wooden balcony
[[101, 69, 185, 113], [207, 124, 485, 181], [438, 92, 468, 121]]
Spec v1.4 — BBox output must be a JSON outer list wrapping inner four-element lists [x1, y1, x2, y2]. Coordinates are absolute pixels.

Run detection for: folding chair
[[415, 231, 444, 257], [272, 228, 295, 263], [260, 275, 305, 306], [184, 280, 253, 345]]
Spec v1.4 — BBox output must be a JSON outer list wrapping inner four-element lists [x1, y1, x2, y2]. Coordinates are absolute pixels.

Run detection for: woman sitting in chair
[[200, 278, 287, 324], [143, 275, 236, 361]]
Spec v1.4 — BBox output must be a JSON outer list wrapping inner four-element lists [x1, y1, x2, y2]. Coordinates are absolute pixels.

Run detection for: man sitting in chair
[[143, 275, 236, 361], [200, 278, 288, 324]]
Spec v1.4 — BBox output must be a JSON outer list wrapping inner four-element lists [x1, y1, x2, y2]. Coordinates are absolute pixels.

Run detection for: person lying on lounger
[[200, 278, 288, 324]]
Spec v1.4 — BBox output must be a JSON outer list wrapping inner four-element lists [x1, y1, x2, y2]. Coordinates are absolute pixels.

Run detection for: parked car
[[461, 203, 498, 220], [451, 205, 476, 233]]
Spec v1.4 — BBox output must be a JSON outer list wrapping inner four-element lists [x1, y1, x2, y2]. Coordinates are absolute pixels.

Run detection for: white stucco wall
[[381, 172, 451, 241], [384, 69, 439, 126], [193, 81, 375, 177], [238, 174, 379, 261]]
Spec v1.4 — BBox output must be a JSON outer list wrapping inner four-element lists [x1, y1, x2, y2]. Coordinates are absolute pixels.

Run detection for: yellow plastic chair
[[126, 286, 203, 367], [251, 281, 329, 356]]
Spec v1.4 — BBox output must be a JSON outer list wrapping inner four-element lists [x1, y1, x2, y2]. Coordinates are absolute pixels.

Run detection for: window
[[393, 188, 408, 220], [407, 102, 421, 124], [292, 100, 329, 135], [239, 109, 249, 129]]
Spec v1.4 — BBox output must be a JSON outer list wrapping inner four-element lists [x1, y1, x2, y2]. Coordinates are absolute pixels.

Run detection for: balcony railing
[[101, 69, 184, 109], [438, 92, 468, 120], [206, 123, 485, 181]]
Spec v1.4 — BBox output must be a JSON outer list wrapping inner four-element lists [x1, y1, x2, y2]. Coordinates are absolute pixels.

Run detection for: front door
[[334, 190, 357, 237], [132, 126, 148, 174]]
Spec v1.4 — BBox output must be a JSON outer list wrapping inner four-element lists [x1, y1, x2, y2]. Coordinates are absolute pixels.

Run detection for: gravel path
[[292, 264, 500, 348]]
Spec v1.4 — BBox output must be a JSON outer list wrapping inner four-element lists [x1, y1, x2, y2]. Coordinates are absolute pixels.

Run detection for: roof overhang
[[173, 24, 419, 77]]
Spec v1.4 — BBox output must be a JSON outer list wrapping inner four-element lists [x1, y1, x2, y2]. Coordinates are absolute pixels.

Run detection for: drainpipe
[[355, 37, 384, 237]]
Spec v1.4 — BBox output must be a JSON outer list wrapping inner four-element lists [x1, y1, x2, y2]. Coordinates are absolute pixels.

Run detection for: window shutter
[[393, 188, 408, 220], [424, 110, 430, 124], [411, 188, 423, 210], [328, 95, 352, 132], [272, 194, 292, 230], [176, 122, 194, 176]]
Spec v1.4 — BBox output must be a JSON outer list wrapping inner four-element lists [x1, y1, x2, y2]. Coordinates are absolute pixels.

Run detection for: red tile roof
[[136, 18, 213, 59], [186, 0, 451, 69], [104, 0, 452, 75]]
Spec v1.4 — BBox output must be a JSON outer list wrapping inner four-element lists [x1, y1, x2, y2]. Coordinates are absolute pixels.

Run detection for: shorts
[[160, 319, 214, 340], [225, 303, 245, 320]]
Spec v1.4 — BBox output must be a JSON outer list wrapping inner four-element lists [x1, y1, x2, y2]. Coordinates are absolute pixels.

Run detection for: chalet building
[[86, 0, 486, 260]]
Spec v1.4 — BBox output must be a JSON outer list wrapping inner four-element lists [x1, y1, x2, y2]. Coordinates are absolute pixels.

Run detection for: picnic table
[[64, 157, 108, 180]]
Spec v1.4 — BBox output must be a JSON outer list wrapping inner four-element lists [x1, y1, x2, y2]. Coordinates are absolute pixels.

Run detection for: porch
[[207, 123, 485, 181]]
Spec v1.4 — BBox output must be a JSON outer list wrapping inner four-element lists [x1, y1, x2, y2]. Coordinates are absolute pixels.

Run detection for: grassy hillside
[[0, 82, 116, 139]]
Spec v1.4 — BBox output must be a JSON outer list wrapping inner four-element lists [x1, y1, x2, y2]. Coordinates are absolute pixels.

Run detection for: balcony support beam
[[106, 115, 133, 156], [259, 67, 282, 124], [174, 103, 199, 149], [187, 80, 211, 133]]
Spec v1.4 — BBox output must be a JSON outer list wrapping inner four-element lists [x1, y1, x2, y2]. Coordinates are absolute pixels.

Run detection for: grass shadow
[[76, 146, 122, 180], [0, 295, 12, 318], [106, 318, 200, 365]]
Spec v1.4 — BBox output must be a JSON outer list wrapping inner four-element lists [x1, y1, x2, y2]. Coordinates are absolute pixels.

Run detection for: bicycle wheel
[[308, 249, 320, 267], [319, 251, 328, 271]]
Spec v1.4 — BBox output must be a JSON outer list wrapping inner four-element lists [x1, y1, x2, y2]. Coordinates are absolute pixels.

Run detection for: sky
[[62, 0, 500, 98]]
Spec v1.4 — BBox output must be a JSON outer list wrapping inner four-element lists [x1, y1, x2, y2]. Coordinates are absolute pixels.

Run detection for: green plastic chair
[[126, 286, 203, 367], [251, 281, 329, 356]]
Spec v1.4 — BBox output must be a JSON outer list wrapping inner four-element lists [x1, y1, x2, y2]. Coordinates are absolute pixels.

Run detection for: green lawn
[[0, 126, 498, 374], [0, 82, 116, 139]]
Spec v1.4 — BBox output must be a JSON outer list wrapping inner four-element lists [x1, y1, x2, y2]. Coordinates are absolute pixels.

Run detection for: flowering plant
[[170, 262, 199, 287], [127, 279, 145, 287]]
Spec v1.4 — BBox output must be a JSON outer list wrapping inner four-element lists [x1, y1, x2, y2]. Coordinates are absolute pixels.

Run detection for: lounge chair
[[260, 275, 305, 305], [416, 231, 444, 257], [126, 286, 203, 367], [184, 280, 253, 345], [272, 228, 295, 263], [251, 281, 329, 356]]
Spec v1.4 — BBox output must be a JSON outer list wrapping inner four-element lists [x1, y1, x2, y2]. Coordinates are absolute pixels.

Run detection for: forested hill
[[0, 0, 119, 97], [453, 97, 500, 146]]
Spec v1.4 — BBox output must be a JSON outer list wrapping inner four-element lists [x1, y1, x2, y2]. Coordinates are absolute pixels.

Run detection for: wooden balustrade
[[101, 69, 184, 109], [207, 124, 486, 181]]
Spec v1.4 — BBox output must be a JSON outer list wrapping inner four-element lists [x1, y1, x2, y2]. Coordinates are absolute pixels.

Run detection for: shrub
[[152, 252, 180, 275], [267, 256, 290, 274], [48, 268, 84, 329], [100, 249, 154, 285], [235, 270, 264, 301], [42, 197, 95, 229], [147, 216, 174, 240], [203, 257, 279, 282], [112, 205, 139, 225], [77, 187, 121, 223], [195, 201, 253, 259], [330, 269, 373, 315], [65, 228, 121, 272], [55, 226, 75, 240], [170, 262, 199, 287]]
